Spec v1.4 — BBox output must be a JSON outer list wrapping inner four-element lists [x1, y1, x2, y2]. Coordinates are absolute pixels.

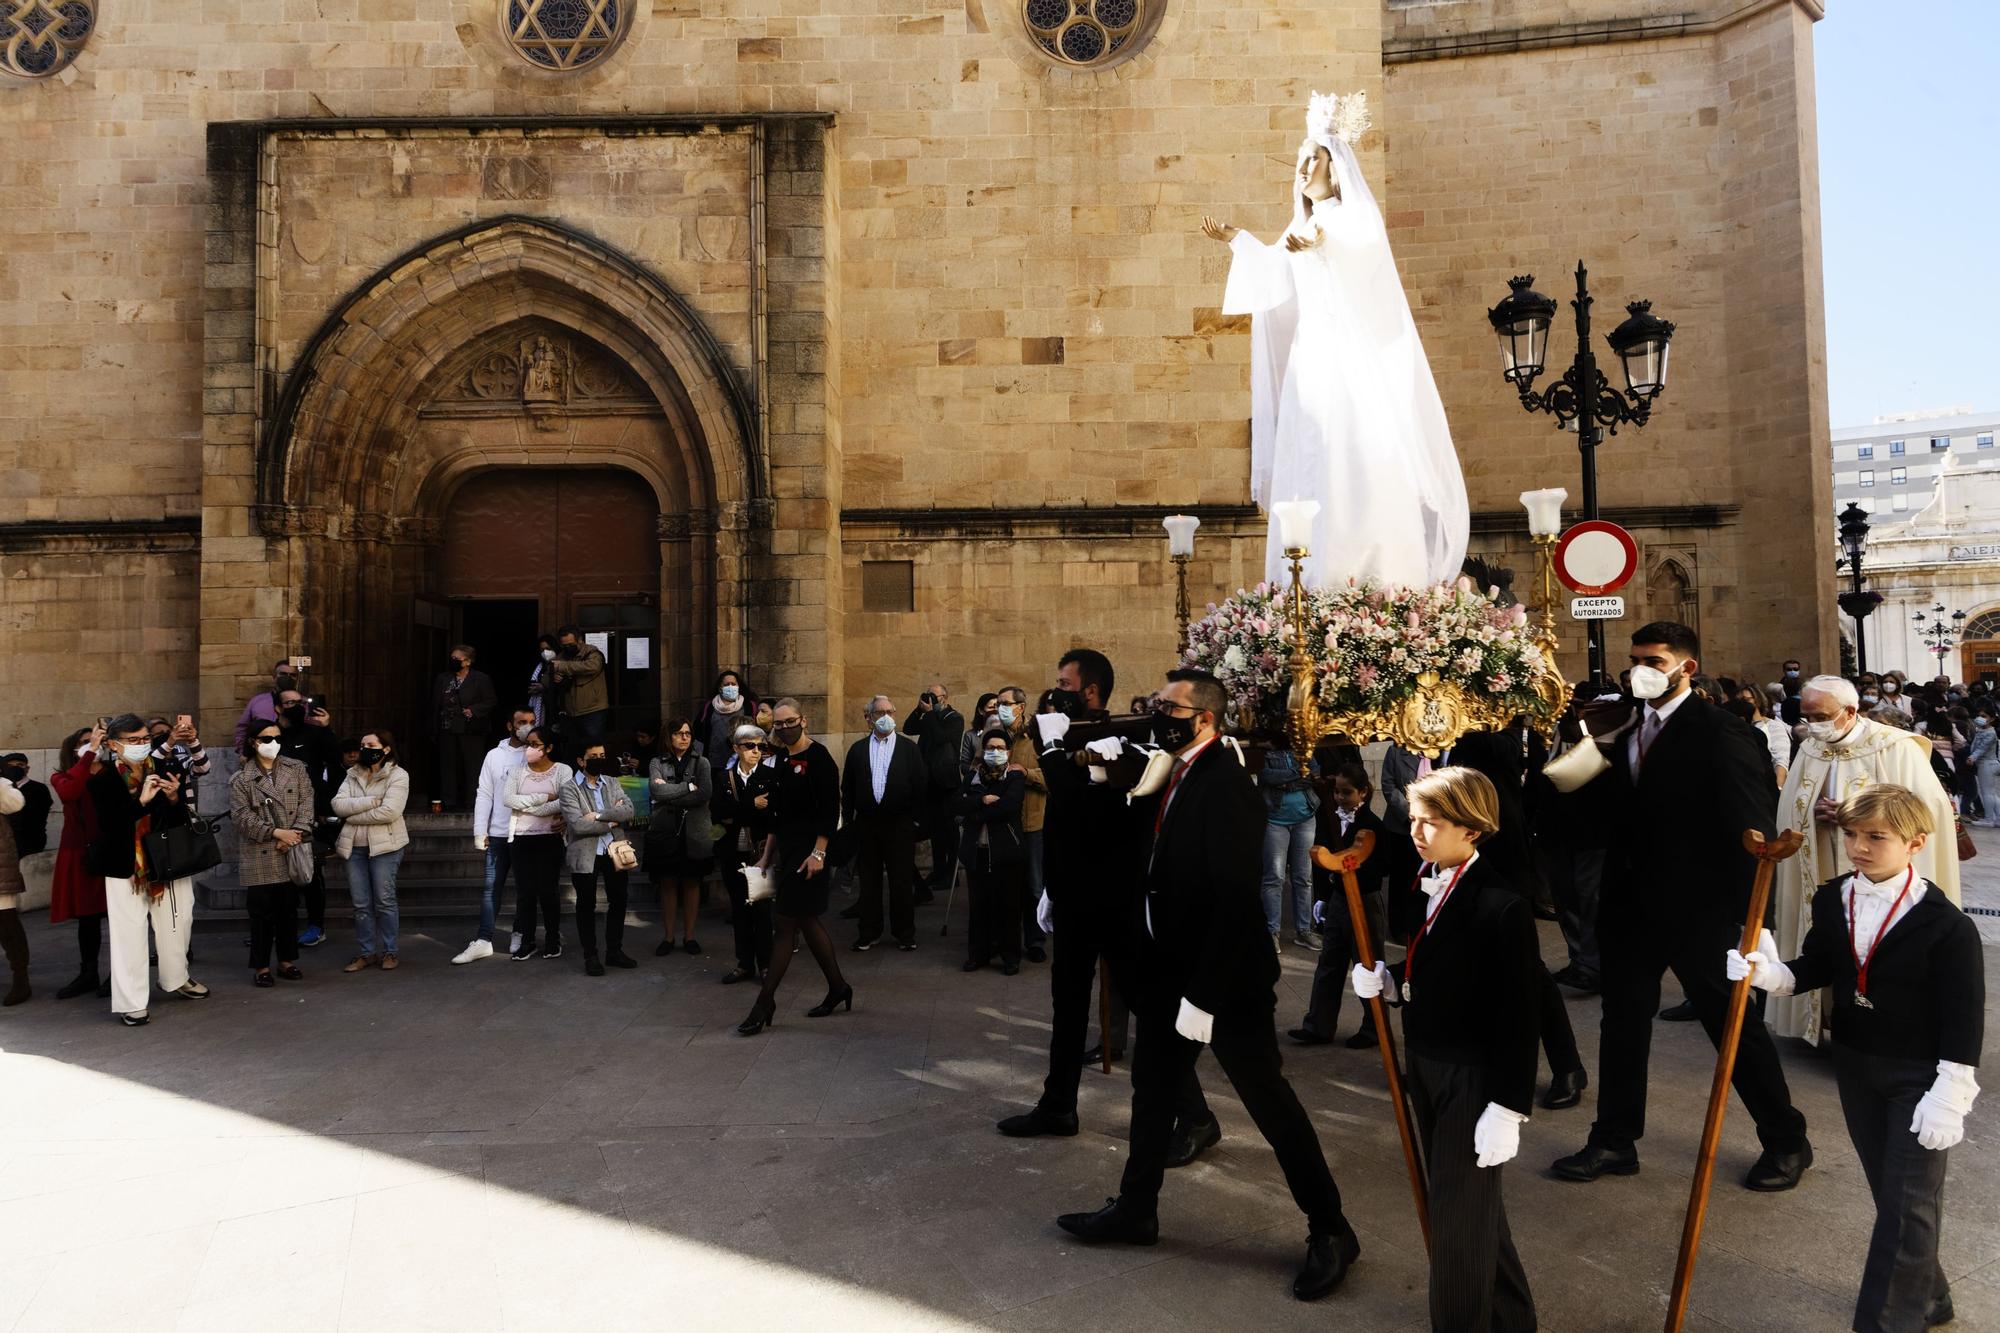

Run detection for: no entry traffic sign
[[1554, 521, 1639, 596]]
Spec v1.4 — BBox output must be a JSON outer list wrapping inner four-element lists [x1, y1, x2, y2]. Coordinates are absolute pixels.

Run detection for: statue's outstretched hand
[[1283, 230, 1320, 253], [1200, 215, 1239, 244]]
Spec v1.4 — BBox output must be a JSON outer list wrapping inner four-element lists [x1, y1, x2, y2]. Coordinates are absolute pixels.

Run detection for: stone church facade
[[0, 0, 1833, 751]]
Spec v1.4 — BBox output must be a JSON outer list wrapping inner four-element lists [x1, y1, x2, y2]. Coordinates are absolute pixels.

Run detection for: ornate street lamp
[[1487, 264, 1676, 685], [1835, 501, 1880, 675], [1913, 603, 1968, 676]]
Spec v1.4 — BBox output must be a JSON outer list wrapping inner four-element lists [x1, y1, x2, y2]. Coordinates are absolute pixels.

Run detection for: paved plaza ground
[[5, 827, 2000, 1332]]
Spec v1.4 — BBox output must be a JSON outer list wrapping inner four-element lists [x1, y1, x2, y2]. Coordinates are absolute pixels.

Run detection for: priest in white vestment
[[1767, 675, 1961, 1043]]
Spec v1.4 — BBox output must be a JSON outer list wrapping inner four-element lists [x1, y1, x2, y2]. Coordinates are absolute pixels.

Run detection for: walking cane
[[1663, 827, 1804, 1333], [940, 861, 961, 938], [1098, 958, 1114, 1074], [1313, 832, 1431, 1255]]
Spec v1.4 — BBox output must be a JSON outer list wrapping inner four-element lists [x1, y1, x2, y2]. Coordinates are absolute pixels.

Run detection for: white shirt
[[1336, 807, 1355, 838], [1628, 687, 1694, 776], [869, 730, 894, 804], [1418, 850, 1479, 925], [1846, 867, 1926, 966], [1147, 735, 1220, 937]]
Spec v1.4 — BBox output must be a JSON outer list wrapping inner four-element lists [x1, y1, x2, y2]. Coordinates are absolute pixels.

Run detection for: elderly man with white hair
[[1767, 674, 1961, 1042]]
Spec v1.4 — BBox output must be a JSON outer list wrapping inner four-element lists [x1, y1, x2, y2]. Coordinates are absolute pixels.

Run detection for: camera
[[920, 691, 937, 708]]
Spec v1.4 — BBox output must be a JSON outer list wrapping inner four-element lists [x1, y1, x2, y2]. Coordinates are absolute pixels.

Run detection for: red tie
[[1153, 760, 1188, 836]]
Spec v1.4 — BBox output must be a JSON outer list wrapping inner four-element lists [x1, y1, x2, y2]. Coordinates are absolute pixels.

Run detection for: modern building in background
[[1833, 409, 2000, 682]]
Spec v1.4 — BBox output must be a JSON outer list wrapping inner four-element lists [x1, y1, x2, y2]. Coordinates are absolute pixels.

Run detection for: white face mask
[[872, 714, 896, 736], [721, 684, 740, 702], [1861, 695, 1879, 706], [525, 746, 546, 764], [1883, 682, 1899, 694], [1629, 664, 1675, 701], [984, 749, 1009, 768], [541, 649, 556, 662], [1806, 719, 1848, 744], [256, 740, 281, 760], [120, 741, 153, 764], [995, 704, 1017, 727], [515, 724, 533, 741]]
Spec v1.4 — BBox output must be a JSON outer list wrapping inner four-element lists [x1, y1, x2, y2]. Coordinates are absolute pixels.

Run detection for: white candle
[[1271, 500, 1319, 552], [1162, 513, 1201, 558], [1519, 487, 1568, 537]]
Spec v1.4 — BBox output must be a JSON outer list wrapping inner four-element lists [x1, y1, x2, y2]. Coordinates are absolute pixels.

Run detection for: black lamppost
[[1913, 602, 1968, 677], [1487, 263, 1676, 686], [1835, 501, 1880, 675]]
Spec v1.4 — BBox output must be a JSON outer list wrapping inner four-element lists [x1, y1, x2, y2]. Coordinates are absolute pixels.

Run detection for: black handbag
[[142, 814, 223, 882]]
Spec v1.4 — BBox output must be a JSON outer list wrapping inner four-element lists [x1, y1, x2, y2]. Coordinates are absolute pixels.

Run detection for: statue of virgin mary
[[1205, 91, 1468, 591]]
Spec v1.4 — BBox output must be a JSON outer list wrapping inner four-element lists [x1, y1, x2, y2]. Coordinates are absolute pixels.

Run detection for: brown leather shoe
[[342, 955, 373, 973], [379, 954, 399, 971]]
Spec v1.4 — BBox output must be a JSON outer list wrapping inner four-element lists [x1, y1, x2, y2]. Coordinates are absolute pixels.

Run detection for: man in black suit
[[1552, 622, 1813, 1190], [1057, 670, 1359, 1303], [842, 694, 927, 951], [904, 682, 965, 901], [997, 649, 1215, 1166]]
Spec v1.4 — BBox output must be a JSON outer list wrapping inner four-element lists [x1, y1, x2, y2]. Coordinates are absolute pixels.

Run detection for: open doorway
[[459, 598, 544, 721]]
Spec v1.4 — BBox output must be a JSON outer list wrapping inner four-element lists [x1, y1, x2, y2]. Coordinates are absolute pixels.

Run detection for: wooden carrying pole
[[1664, 827, 1804, 1333], [1313, 832, 1431, 1254]]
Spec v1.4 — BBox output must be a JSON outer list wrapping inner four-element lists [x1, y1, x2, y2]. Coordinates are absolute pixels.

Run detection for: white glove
[[1174, 997, 1214, 1045], [1036, 890, 1054, 936], [1911, 1062, 1980, 1151], [1724, 929, 1794, 994], [1311, 900, 1326, 926], [1473, 1102, 1527, 1168], [1084, 736, 1125, 762], [1350, 961, 1390, 1001], [473, 834, 489, 852], [1034, 713, 1071, 747]]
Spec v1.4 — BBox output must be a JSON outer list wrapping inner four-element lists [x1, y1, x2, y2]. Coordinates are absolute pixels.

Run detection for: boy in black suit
[[1351, 765, 1539, 1332], [1056, 670, 1360, 1303], [1290, 762, 1388, 1047], [1731, 785, 1981, 1333]]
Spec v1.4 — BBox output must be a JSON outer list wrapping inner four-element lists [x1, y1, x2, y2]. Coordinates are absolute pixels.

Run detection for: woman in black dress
[[645, 718, 714, 956], [711, 722, 778, 985], [737, 698, 851, 1036]]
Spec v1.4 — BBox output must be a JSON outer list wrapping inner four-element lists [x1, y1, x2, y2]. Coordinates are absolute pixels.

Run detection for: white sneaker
[[175, 980, 210, 999], [452, 939, 494, 965], [509, 932, 523, 954]]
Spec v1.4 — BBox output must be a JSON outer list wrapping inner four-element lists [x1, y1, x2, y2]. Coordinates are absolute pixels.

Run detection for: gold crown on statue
[[1305, 90, 1371, 145]]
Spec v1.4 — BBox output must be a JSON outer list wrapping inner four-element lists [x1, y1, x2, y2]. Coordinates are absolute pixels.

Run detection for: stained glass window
[[0, 0, 96, 80], [1023, 0, 1154, 69], [503, 0, 631, 72]]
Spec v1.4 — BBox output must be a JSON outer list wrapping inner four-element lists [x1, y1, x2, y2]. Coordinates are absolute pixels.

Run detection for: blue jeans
[[1261, 817, 1316, 937], [480, 840, 514, 942], [346, 846, 405, 957]]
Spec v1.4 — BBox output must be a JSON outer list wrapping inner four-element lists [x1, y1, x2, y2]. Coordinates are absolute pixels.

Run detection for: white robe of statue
[[1222, 132, 1468, 591]]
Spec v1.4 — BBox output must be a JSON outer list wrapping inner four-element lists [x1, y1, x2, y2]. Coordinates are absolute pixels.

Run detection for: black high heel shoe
[[736, 997, 777, 1037], [805, 983, 854, 1018]]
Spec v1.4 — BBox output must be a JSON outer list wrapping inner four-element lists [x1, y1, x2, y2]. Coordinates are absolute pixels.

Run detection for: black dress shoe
[[720, 965, 757, 985], [1744, 1142, 1812, 1192], [1055, 1197, 1158, 1246], [1001, 962, 1019, 976], [1343, 1025, 1379, 1049], [1551, 1142, 1640, 1181], [1081, 1043, 1125, 1065], [1287, 1026, 1333, 1046], [1540, 1067, 1588, 1111], [1551, 965, 1601, 993], [1658, 999, 1698, 1021], [1165, 1117, 1221, 1168], [1293, 1227, 1361, 1301], [585, 956, 606, 977], [997, 1106, 1079, 1138], [605, 950, 638, 969], [1023, 945, 1047, 964], [1928, 1289, 1955, 1326], [962, 959, 985, 973], [55, 972, 100, 1001]]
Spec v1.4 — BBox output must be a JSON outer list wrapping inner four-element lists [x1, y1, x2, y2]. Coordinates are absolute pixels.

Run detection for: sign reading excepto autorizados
[[1570, 595, 1626, 621]]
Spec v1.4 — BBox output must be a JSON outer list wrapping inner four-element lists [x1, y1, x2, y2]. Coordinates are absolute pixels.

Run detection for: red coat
[[48, 753, 105, 921]]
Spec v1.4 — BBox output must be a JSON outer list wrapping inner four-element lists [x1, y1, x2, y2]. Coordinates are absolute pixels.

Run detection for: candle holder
[[1162, 513, 1202, 659]]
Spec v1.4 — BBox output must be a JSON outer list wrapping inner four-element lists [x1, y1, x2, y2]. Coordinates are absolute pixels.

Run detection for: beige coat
[[331, 762, 411, 858]]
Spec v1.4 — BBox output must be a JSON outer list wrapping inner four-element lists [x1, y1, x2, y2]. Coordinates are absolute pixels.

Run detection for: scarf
[[119, 761, 166, 899], [711, 694, 745, 718]]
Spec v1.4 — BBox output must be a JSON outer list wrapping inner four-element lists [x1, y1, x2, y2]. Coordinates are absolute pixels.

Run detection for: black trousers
[[1119, 992, 1346, 1236], [299, 853, 327, 931], [1040, 919, 1164, 1114], [572, 855, 629, 958], [1301, 889, 1388, 1037], [722, 853, 773, 973], [1408, 1052, 1537, 1333], [1537, 963, 1582, 1077], [1535, 836, 1605, 981], [77, 911, 105, 973], [510, 834, 565, 944], [966, 850, 1024, 967], [437, 731, 485, 810], [244, 880, 299, 970], [854, 813, 917, 945], [1591, 905, 1808, 1153], [1835, 1047, 1951, 1333], [0, 907, 26, 988], [921, 789, 959, 891]]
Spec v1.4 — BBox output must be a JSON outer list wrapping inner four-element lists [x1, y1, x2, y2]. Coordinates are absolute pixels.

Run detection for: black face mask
[[150, 733, 172, 748], [1151, 712, 1198, 752], [772, 723, 803, 744], [281, 705, 306, 724], [586, 757, 617, 777], [358, 747, 386, 767], [560, 643, 579, 658], [449, 657, 465, 671], [1046, 689, 1086, 720], [1, 765, 26, 783]]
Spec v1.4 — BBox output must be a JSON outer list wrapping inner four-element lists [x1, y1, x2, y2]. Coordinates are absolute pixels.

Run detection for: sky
[[1816, 2, 1999, 427]]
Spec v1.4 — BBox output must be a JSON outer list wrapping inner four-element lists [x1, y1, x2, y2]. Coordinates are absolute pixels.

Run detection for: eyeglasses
[[1153, 701, 1199, 718]]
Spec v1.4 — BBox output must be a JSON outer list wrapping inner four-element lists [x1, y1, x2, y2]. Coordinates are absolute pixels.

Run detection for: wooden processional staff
[[1312, 831, 1431, 1254], [1663, 827, 1804, 1332]]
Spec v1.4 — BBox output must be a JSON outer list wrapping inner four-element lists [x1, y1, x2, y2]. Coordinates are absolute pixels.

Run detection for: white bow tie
[[1419, 871, 1451, 898], [1850, 872, 1908, 902]]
